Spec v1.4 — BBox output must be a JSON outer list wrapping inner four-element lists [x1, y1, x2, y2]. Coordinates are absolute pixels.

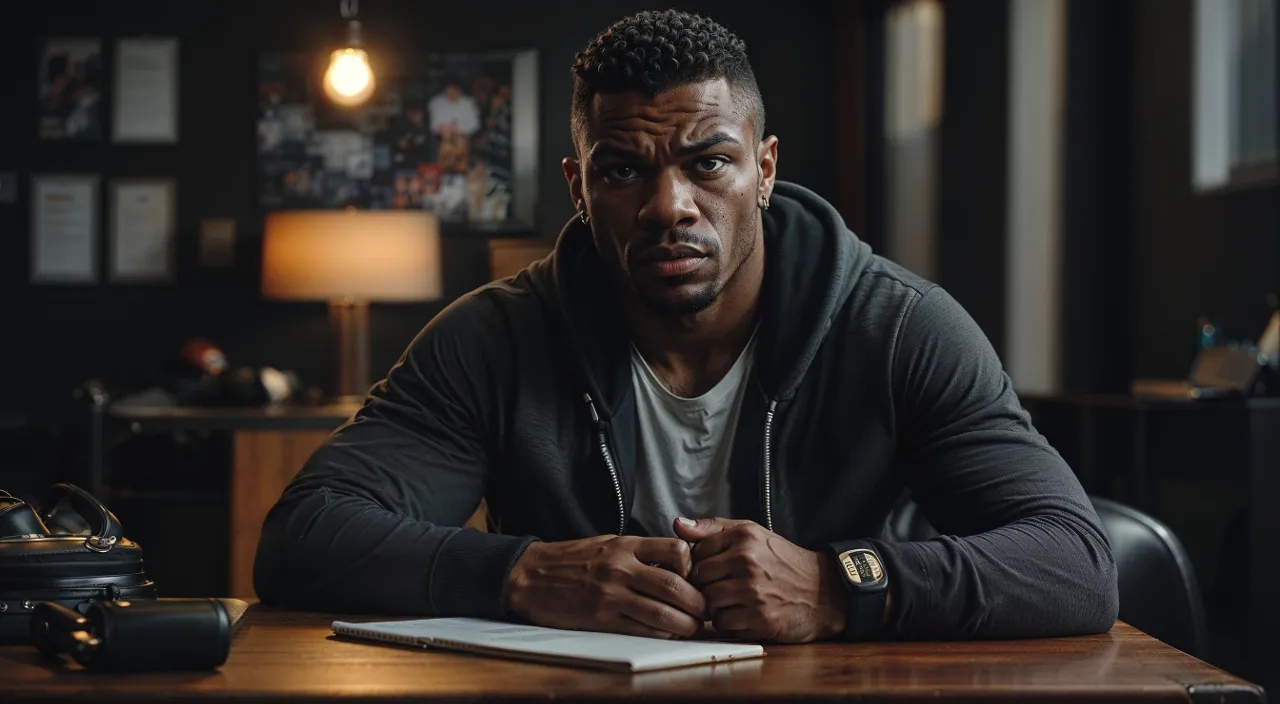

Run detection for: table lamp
[[261, 209, 442, 403]]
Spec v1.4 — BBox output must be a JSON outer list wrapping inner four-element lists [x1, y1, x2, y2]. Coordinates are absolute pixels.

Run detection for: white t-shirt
[[628, 334, 757, 538]]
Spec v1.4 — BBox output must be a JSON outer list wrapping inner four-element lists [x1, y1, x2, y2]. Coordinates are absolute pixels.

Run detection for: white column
[[1005, 0, 1066, 394], [884, 0, 945, 279]]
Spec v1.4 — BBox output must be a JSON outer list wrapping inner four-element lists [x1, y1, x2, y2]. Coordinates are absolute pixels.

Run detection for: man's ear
[[563, 157, 584, 212], [757, 135, 779, 201]]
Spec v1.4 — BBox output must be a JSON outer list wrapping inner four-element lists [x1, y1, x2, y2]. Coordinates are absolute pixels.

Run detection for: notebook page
[[332, 617, 765, 671]]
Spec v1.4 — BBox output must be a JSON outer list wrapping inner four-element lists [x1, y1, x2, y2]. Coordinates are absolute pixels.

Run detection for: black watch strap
[[846, 584, 888, 640], [829, 544, 890, 641]]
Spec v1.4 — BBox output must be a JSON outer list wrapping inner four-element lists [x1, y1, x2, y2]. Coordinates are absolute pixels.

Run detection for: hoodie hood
[[528, 180, 873, 419], [753, 181, 872, 400]]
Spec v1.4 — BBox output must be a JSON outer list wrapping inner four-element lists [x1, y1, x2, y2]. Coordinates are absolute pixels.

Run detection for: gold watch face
[[838, 549, 885, 586]]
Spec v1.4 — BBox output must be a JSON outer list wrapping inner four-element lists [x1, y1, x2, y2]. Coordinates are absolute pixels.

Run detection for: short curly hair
[[570, 10, 765, 147]]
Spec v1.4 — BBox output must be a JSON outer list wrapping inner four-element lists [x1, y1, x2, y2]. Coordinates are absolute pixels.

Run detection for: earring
[[759, 195, 770, 211], [578, 208, 589, 225]]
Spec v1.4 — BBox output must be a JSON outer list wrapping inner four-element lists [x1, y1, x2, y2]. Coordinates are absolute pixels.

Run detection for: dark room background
[[3, 0, 843, 425], [7, 0, 1276, 430]]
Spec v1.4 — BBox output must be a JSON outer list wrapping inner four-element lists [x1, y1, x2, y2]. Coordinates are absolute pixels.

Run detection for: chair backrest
[[1090, 496, 1209, 657], [886, 495, 1209, 657]]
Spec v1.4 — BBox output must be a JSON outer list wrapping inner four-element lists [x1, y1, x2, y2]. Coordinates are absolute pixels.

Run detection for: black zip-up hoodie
[[255, 181, 1119, 639]]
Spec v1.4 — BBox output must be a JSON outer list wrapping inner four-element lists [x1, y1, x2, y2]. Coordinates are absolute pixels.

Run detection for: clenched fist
[[675, 517, 851, 643], [505, 535, 708, 639]]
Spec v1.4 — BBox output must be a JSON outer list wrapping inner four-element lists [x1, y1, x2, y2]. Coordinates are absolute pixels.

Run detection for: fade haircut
[[570, 10, 766, 150]]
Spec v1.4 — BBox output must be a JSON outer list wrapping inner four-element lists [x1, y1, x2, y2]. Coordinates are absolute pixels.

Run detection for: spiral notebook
[[331, 617, 765, 673]]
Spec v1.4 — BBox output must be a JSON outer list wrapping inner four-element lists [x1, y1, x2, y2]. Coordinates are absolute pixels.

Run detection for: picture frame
[[30, 173, 99, 284], [108, 178, 177, 283], [37, 38, 105, 141], [112, 37, 179, 144], [256, 48, 539, 232]]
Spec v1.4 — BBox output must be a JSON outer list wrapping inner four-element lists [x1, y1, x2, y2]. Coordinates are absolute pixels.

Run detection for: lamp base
[[329, 299, 371, 402]]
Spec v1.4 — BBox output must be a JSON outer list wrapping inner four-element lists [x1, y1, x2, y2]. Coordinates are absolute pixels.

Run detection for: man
[[256, 10, 1118, 643]]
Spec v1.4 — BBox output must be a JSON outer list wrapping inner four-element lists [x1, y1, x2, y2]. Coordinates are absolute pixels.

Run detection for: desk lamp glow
[[261, 210, 442, 403]]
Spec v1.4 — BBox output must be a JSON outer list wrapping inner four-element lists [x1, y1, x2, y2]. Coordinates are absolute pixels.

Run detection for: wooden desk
[[1, 607, 1262, 703]]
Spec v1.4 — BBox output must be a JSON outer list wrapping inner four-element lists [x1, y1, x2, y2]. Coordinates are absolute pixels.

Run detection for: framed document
[[112, 38, 179, 143], [109, 178, 176, 283], [31, 174, 99, 284]]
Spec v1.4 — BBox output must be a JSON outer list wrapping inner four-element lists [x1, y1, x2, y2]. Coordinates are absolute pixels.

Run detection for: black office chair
[[887, 495, 1209, 658]]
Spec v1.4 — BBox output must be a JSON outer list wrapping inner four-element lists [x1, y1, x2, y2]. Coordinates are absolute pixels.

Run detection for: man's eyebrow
[[587, 133, 743, 162], [676, 133, 741, 156]]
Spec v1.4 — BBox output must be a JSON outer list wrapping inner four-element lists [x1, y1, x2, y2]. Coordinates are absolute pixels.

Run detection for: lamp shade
[[261, 210, 442, 302]]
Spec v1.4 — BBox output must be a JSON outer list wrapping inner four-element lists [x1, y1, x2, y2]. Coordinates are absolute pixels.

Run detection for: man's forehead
[[584, 79, 750, 143]]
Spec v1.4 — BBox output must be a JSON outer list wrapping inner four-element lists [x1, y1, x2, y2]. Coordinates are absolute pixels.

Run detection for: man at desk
[[256, 10, 1118, 643]]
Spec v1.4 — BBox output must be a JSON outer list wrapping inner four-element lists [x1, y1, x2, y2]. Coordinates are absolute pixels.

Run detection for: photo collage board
[[256, 49, 537, 230]]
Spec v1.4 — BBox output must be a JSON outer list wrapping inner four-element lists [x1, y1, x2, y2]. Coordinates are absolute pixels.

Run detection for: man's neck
[[626, 236, 765, 398]]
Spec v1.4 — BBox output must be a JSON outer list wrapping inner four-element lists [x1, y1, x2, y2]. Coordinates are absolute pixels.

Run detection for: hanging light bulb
[[324, 46, 375, 106], [324, 0, 376, 107]]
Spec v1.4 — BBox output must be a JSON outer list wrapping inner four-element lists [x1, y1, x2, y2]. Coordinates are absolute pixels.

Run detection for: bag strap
[[41, 483, 125, 553]]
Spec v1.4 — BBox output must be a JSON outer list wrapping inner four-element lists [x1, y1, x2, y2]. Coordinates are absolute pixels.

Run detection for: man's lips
[[636, 244, 709, 277], [642, 256, 707, 276]]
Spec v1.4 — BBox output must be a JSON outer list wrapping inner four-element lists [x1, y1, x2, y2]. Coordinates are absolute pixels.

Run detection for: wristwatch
[[830, 545, 890, 640]]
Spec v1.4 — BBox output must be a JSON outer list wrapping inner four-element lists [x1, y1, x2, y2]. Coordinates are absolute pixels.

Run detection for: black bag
[[0, 483, 157, 644]]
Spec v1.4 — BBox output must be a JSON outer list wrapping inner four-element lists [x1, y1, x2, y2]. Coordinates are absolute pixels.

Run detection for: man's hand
[[676, 517, 848, 643], [505, 535, 707, 639]]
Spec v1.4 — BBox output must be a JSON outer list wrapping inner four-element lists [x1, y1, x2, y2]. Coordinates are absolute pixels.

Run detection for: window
[[1193, 0, 1278, 191]]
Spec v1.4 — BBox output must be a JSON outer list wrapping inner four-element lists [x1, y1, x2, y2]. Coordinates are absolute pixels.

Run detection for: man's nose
[[638, 168, 699, 230]]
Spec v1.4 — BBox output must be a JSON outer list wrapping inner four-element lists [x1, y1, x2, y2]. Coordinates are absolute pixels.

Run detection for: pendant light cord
[[340, 0, 358, 20]]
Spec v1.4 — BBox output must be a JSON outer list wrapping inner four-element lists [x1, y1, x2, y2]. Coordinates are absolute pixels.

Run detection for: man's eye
[[693, 157, 728, 173], [606, 165, 639, 180]]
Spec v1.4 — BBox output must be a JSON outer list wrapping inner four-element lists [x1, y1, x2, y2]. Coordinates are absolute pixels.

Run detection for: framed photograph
[[109, 178, 176, 283], [37, 38, 104, 141], [31, 174, 99, 284], [257, 49, 538, 231], [112, 38, 179, 143]]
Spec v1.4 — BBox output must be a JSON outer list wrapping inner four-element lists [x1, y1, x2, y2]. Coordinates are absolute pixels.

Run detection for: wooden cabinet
[[229, 429, 334, 599]]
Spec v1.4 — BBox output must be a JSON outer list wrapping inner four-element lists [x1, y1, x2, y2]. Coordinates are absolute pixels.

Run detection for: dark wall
[[1130, 0, 1280, 380], [4, 0, 839, 422], [936, 0, 1009, 356], [1061, 0, 1134, 394]]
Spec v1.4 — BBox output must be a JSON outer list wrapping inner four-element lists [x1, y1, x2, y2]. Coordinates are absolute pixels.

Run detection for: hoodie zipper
[[584, 393, 626, 536], [762, 399, 779, 532]]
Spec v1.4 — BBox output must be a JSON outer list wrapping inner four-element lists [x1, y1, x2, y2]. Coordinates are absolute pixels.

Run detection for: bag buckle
[[85, 535, 118, 553]]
